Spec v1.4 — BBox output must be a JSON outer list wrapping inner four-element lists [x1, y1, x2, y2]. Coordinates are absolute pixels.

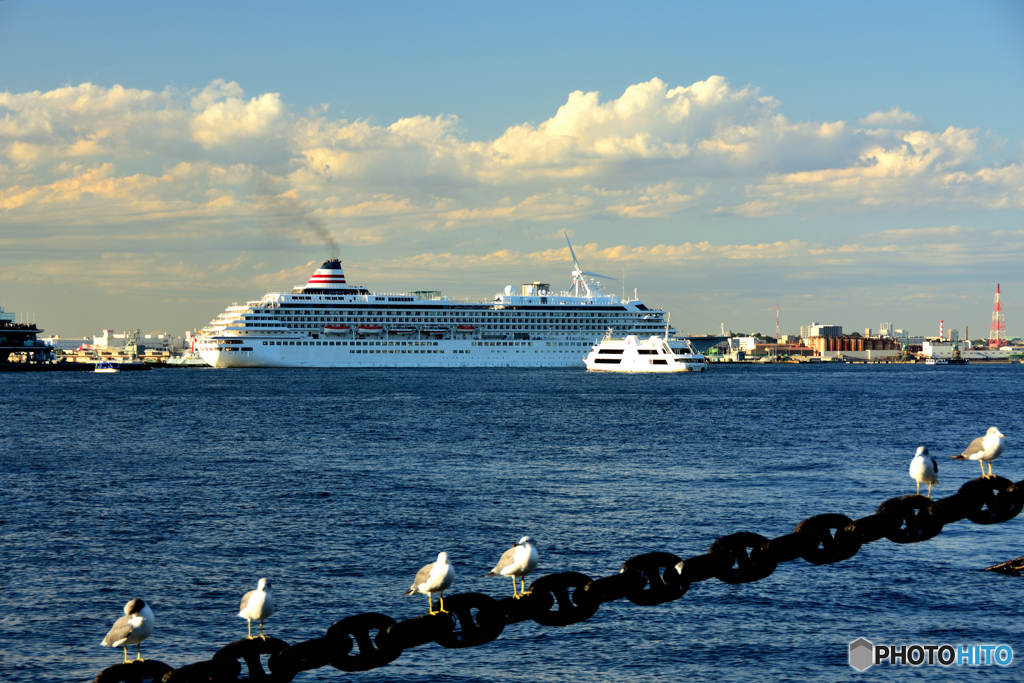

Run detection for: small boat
[[166, 350, 210, 367], [422, 327, 447, 336], [926, 357, 968, 365], [389, 327, 417, 336], [456, 325, 475, 331], [584, 332, 706, 373], [94, 361, 121, 373], [357, 325, 383, 335], [324, 324, 350, 334]]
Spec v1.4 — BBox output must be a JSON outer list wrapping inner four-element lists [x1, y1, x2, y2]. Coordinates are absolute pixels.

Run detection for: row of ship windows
[[254, 340, 592, 347], [224, 348, 587, 355], [274, 301, 628, 311], [347, 349, 583, 355], [237, 324, 662, 331], [593, 358, 670, 365], [239, 317, 655, 325], [596, 348, 666, 355], [261, 340, 439, 346]]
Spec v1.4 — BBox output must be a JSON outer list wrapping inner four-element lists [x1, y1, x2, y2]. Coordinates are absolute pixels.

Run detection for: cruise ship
[[197, 238, 679, 368]]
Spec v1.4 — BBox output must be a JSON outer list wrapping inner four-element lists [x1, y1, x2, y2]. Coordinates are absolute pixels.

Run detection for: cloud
[[723, 199, 781, 217], [350, 227, 1024, 289], [744, 126, 1024, 211], [604, 181, 699, 217], [1, 76, 1022, 245], [859, 107, 922, 127], [190, 80, 288, 149]]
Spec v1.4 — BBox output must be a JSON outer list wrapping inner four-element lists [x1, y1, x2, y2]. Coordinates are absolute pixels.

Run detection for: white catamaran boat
[[584, 329, 706, 373], [165, 350, 210, 367], [196, 235, 684, 368]]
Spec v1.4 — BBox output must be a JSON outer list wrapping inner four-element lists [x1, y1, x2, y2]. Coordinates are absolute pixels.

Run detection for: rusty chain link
[[92, 476, 1023, 683]]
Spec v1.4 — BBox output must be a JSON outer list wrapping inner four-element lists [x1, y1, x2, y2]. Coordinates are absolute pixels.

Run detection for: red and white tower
[[989, 284, 1005, 349]]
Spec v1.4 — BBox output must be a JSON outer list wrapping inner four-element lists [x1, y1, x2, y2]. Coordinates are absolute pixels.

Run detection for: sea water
[[1, 364, 1022, 682]]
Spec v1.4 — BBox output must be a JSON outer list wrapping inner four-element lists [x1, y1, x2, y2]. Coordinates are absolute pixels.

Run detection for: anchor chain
[[91, 476, 1023, 683]]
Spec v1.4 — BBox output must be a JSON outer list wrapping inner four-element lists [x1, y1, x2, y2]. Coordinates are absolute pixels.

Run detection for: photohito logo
[[849, 638, 1013, 671]]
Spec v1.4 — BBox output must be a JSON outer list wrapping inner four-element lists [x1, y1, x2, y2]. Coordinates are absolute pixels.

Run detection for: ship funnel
[[303, 260, 348, 290]]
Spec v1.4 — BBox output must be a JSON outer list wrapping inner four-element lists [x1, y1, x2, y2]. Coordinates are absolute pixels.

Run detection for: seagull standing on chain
[[486, 536, 539, 598], [404, 552, 454, 614], [951, 427, 1006, 479], [101, 598, 154, 663], [909, 447, 938, 497], [239, 578, 275, 640]]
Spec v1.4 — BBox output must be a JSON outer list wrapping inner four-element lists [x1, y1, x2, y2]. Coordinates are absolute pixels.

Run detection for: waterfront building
[[800, 322, 842, 339], [921, 341, 1013, 360], [41, 335, 92, 352], [0, 305, 53, 364], [808, 335, 900, 358]]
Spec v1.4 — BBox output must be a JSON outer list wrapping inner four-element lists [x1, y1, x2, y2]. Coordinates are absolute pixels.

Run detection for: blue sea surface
[[1, 364, 1022, 682]]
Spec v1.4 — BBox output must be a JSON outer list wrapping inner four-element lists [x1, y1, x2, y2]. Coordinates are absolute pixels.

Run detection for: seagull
[[951, 427, 1006, 479], [101, 598, 154, 664], [404, 551, 454, 615], [486, 536, 539, 598], [909, 447, 938, 497], [238, 578, 275, 640]]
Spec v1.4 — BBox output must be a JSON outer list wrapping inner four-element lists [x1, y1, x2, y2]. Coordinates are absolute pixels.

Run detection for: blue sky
[[2, 1, 1022, 339]]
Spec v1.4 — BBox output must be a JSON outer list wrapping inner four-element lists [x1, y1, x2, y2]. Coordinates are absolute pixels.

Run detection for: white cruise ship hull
[[201, 338, 594, 368]]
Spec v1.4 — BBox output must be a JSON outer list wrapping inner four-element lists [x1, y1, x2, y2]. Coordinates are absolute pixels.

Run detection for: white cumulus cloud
[[859, 107, 922, 127]]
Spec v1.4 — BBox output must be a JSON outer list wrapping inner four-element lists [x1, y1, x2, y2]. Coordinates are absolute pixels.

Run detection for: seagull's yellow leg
[[927, 483, 933, 498], [916, 481, 921, 495], [439, 594, 448, 614], [426, 593, 435, 614], [521, 577, 531, 595], [259, 620, 266, 640], [511, 575, 519, 598], [247, 619, 253, 639], [988, 462, 994, 478], [122, 646, 129, 664], [980, 461, 986, 478], [136, 643, 143, 661]]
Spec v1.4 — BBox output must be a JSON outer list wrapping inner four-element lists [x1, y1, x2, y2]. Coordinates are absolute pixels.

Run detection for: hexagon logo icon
[[849, 638, 874, 671]]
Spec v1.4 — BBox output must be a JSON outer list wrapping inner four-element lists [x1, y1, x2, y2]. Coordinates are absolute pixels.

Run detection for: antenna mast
[[775, 303, 780, 340], [989, 283, 1005, 348]]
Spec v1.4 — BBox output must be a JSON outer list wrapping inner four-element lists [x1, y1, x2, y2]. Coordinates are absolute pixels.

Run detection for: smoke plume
[[254, 175, 340, 260]]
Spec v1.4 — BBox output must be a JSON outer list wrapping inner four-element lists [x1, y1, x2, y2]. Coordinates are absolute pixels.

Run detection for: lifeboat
[[422, 327, 447, 336], [358, 325, 383, 335], [389, 327, 417, 336], [456, 325, 475, 331], [324, 324, 350, 334]]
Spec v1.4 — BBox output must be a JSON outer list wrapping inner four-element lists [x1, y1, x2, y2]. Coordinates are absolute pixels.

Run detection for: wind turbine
[[565, 231, 616, 296]]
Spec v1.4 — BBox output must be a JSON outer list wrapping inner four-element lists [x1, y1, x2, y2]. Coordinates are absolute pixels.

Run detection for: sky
[[2, 1, 1023, 339]]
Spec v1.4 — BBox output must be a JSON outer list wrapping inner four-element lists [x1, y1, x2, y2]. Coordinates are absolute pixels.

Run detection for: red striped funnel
[[305, 260, 347, 289]]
